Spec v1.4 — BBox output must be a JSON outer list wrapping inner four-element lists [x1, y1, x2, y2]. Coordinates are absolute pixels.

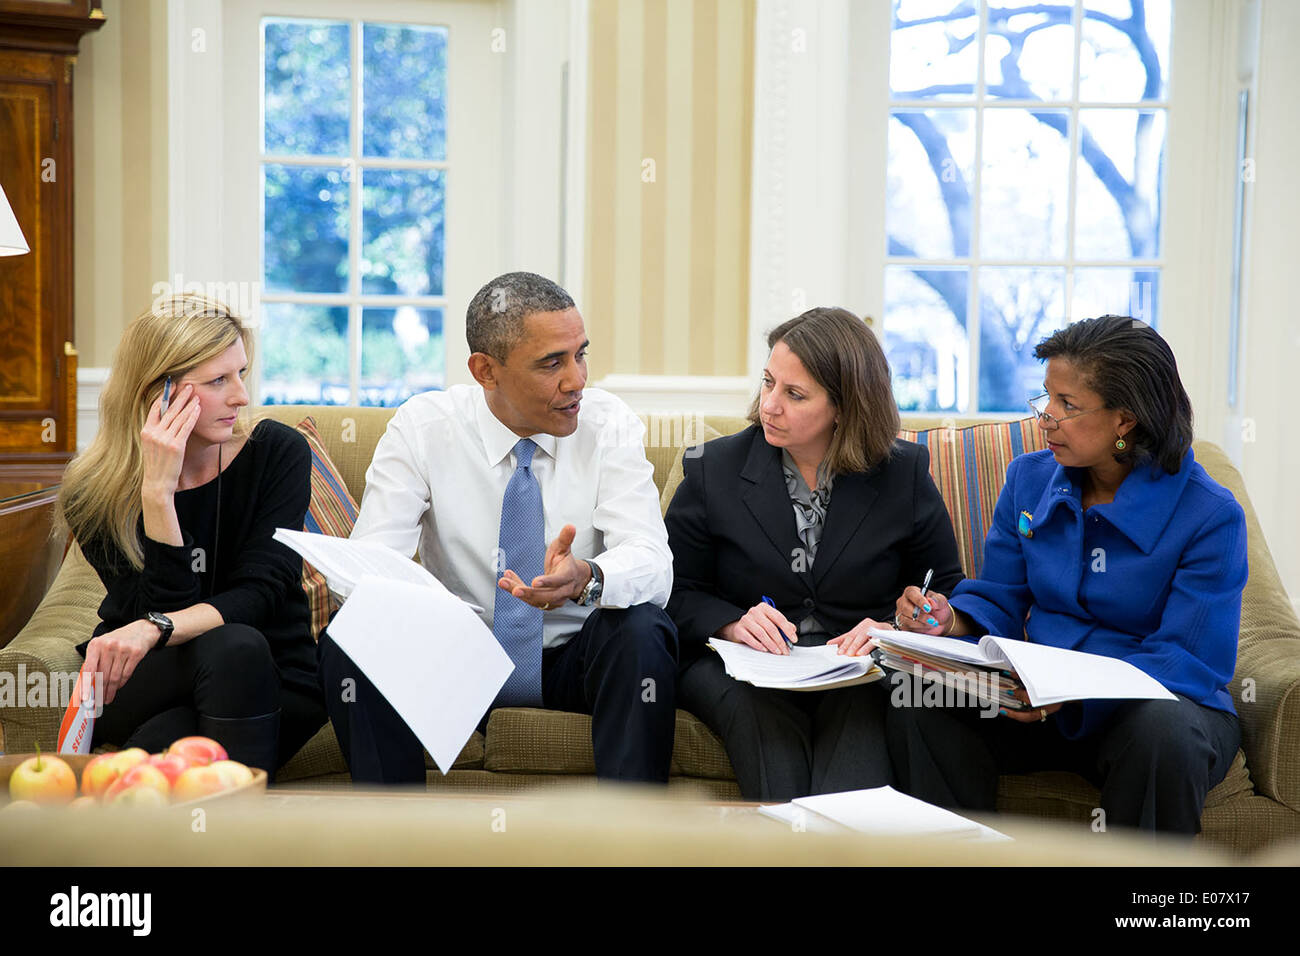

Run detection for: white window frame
[[168, 0, 580, 401], [750, 0, 1250, 446]]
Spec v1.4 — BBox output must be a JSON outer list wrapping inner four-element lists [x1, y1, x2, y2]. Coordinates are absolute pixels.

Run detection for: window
[[258, 17, 449, 406], [882, 0, 1170, 413]]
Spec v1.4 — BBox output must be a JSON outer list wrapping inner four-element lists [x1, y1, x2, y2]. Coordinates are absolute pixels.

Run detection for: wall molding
[[594, 374, 753, 416], [76, 367, 110, 453]]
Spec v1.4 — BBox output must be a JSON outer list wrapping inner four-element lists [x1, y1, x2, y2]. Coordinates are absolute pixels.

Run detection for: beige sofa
[[4, 404, 1298, 854]]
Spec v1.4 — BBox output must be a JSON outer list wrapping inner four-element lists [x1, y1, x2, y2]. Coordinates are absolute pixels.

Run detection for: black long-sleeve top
[[77, 419, 320, 698]]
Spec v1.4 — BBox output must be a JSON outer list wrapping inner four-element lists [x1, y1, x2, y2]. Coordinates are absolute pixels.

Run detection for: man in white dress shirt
[[317, 272, 679, 783]]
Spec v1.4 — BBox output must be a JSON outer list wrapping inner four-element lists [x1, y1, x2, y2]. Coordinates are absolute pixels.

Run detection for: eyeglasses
[[1027, 392, 1103, 429]]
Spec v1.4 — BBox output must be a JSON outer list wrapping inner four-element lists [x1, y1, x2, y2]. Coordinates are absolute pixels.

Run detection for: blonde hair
[[59, 294, 256, 569]]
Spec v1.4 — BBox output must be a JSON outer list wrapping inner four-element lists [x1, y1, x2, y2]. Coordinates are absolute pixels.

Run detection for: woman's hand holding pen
[[718, 602, 797, 655], [895, 586, 957, 636], [142, 382, 200, 498]]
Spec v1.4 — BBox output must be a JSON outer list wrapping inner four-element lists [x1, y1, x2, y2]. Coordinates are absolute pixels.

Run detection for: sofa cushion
[[899, 419, 1047, 579], [292, 415, 361, 640], [482, 707, 736, 779], [277, 721, 486, 783]]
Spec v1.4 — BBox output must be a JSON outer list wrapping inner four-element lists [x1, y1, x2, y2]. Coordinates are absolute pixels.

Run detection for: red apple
[[208, 760, 254, 788], [166, 736, 227, 767], [146, 752, 193, 787], [103, 764, 171, 805], [80, 747, 149, 799], [8, 751, 77, 806], [171, 765, 228, 802], [108, 786, 168, 809]]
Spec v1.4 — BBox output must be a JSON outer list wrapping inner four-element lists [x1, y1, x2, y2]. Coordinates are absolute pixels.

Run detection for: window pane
[[258, 304, 350, 405], [884, 265, 969, 413], [361, 169, 445, 296], [1071, 267, 1159, 326], [360, 308, 444, 406], [888, 109, 975, 258], [363, 23, 449, 160], [1074, 109, 1165, 259], [263, 164, 350, 294], [890, 0, 978, 100], [978, 267, 1066, 412], [985, 4, 1074, 101], [1078, 0, 1171, 101], [263, 19, 350, 155], [980, 109, 1070, 259]]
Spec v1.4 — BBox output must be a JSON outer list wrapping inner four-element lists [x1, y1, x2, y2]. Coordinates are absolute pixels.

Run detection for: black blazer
[[665, 424, 964, 661]]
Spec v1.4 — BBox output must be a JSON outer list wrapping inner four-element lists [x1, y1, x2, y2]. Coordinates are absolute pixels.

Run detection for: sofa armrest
[[1233, 634, 1300, 813], [0, 542, 103, 752]]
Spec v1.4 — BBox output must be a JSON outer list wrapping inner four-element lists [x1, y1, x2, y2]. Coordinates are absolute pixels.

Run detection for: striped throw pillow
[[294, 416, 360, 640], [899, 419, 1047, 579]]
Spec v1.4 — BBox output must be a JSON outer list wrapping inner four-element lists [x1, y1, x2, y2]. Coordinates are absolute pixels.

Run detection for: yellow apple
[[8, 752, 77, 806]]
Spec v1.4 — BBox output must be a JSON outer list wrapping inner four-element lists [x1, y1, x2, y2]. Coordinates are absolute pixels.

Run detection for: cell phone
[[161, 376, 172, 413]]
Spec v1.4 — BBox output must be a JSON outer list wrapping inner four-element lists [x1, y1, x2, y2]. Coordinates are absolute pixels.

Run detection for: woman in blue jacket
[[887, 315, 1247, 834]]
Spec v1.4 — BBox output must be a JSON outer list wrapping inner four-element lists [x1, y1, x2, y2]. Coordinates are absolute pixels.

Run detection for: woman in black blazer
[[665, 307, 963, 801]]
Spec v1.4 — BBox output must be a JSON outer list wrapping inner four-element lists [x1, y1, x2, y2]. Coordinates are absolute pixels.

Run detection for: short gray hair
[[466, 272, 575, 361]]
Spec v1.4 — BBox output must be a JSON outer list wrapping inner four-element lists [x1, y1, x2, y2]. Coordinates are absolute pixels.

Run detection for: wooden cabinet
[[0, 1, 104, 485]]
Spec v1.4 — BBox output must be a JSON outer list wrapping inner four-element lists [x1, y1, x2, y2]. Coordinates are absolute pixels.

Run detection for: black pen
[[911, 567, 934, 620]]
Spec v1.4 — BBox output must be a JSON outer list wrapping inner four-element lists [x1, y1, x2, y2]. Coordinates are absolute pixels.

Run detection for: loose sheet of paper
[[326, 575, 514, 774], [274, 527, 484, 611], [788, 786, 1009, 841]]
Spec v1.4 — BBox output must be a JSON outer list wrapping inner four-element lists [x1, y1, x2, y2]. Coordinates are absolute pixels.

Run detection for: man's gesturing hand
[[498, 523, 592, 610]]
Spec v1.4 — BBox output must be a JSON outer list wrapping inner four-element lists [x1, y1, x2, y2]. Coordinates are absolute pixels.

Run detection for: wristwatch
[[144, 611, 174, 651], [575, 560, 604, 607]]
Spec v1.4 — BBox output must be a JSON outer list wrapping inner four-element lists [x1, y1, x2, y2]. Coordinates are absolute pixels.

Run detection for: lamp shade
[[0, 182, 30, 256]]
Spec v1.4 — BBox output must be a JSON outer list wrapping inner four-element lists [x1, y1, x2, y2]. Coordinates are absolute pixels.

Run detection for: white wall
[[1236, 0, 1300, 606]]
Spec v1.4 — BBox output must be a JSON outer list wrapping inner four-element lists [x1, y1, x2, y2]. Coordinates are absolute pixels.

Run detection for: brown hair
[[747, 307, 900, 474]]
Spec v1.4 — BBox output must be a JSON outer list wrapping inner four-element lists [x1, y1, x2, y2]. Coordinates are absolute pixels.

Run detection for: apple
[[2, 800, 40, 813], [166, 736, 227, 767], [170, 765, 228, 802], [147, 752, 193, 787], [103, 764, 171, 805], [8, 750, 77, 806], [208, 760, 254, 788], [108, 786, 168, 809], [69, 796, 99, 810], [80, 747, 149, 799]]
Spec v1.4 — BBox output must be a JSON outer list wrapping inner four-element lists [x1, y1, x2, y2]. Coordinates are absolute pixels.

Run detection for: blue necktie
[[493, 438, 545, 707]]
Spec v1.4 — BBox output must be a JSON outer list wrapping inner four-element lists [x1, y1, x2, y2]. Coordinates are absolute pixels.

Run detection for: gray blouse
[[781, 449, 834, 638]]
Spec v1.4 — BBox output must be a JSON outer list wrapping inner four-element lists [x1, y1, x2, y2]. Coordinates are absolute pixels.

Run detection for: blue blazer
[[950, 448, 1248, 740]]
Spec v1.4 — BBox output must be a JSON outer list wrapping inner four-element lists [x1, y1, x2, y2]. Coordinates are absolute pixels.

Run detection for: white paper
[[326, 575, 514, 774], [707, 639, 882, 689], [990, 636, 1177, 706], [869, 628, 1179, 707], [790, 787, 1010, 841], [274, 527, 484, 612]]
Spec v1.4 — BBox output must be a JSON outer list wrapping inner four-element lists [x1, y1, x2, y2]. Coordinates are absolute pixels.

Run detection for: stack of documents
[[707, 638, 883, 691], [759, 786, 1010, 841], [866, 629, 1177, 708], [274, 529, 509, 774]]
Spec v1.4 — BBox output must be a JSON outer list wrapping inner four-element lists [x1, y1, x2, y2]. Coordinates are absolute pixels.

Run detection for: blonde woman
[[59, 295, 325, 777]]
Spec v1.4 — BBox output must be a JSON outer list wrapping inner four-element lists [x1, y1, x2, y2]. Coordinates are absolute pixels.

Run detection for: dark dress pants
[[317, 603, 679, 785], [678, 648, 894, 802], [885, 691, 1240, 834], [89, 622, 327, 771]]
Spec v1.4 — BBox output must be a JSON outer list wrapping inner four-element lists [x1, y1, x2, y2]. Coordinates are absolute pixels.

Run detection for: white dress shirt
[[350, 384, 673, 648]]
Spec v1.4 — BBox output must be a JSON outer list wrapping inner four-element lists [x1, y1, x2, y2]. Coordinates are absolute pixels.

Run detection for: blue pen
[[161, 376, 172, 413], [760, 595, 794, 651]]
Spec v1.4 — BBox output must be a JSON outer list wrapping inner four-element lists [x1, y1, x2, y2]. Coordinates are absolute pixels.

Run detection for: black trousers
[[884, 691, 1240, 834], [89, 622, 327, 771], [679, 649, 894, 801], [317, 603, 679, 784]]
